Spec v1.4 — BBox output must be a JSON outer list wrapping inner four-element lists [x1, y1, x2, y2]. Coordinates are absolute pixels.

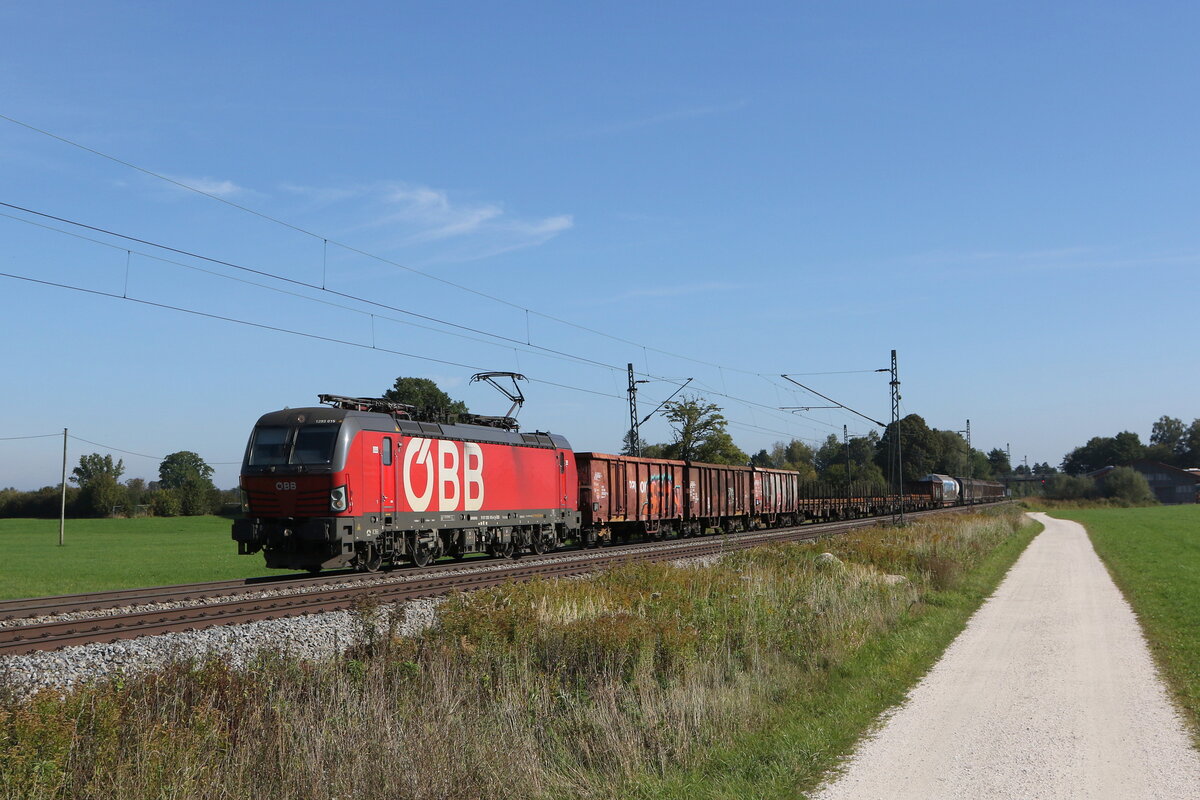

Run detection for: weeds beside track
[[0, 506, 1035, 800]]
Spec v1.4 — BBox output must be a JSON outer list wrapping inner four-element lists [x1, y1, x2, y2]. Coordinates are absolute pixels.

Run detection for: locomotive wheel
[[531, 532, 550, 555], [357, 544, 382, 573], [491, 540, 515, 559], [410, 541, 435, 568]]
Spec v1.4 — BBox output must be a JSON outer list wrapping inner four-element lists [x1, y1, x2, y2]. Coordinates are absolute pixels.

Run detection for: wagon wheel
[[530, 530, 550, 555], [357, 543, 383, 573]]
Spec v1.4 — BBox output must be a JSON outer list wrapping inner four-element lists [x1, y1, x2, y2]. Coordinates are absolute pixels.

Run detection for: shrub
[[149, 489, 181, 517], [1099, 466, 1157, 505], [1044, 473, 1099, 501]]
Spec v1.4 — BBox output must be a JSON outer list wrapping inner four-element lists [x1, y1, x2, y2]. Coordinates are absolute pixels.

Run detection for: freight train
[[232, 394, 1006, 572]]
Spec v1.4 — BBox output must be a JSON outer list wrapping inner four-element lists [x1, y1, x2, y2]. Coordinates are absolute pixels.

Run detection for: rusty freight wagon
[[751, 466, 801, 528], [576, 453, 687, 544], [686, 462, 754, 533]]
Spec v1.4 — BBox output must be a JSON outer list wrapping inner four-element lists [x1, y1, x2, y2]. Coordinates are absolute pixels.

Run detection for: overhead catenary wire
[[0, 112, 822, 381], [0, 202, 620, 374], [0, 202, 845, 442], [0, 209, 616, 374], [0, 269, 628, 404], [3, 264, 840, 456], [0, 114, 897, 447]]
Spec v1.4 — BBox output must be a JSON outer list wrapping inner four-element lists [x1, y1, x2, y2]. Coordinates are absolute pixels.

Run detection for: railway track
[[0, 505, 999, 656]]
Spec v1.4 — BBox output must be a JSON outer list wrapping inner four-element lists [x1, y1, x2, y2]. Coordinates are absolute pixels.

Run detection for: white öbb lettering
[[402, 438, 484, 512], [275, 481, 297, 491]]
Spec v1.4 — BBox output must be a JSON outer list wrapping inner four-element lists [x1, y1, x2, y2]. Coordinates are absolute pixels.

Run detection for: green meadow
[[1055, 505, 1200, 741], [0, 517, 277, 599]]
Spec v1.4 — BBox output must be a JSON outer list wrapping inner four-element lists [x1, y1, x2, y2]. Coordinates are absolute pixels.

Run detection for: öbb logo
[[401, 438, 485, 512]]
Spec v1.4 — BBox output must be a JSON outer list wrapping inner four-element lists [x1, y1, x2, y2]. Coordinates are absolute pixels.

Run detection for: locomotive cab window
[[248, 423, 340, 466], [382, 437, 393, 466], [292, 424, 340, 465], [248, 426, 290, 466]]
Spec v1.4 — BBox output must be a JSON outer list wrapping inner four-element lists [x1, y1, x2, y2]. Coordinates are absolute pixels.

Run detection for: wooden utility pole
[[59, 428, 67, 546]]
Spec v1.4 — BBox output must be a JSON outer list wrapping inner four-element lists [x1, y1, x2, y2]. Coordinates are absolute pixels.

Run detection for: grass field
[[0, 517, 279, 599], [1054, 505, 1200, 741]]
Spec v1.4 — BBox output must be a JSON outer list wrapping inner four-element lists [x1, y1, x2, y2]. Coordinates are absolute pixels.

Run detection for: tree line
[[625, 396, 1015, 485], [0, 450, 231, 519], [1059, 415, 1200, 474], [391, 378, 1024, 484], [1036, 414, 1200, 506]]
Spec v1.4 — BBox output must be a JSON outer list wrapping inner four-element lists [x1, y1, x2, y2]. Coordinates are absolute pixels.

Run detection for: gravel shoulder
[[811, 512, 1200, 800]]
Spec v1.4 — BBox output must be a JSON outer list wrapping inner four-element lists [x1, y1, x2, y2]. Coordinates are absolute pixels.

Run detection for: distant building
[[1088, 460, 1200, 505]]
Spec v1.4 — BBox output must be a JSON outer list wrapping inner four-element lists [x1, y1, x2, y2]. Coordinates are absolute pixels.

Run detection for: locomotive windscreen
[[248, 423, 340, 466]]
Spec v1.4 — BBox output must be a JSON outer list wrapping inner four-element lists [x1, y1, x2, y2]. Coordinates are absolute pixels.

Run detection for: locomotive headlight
[[330, 485, 348, 513], [240, 488, 250, 513]]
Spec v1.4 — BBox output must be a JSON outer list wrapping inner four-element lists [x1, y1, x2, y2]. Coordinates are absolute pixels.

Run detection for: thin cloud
[[283, 180, 573, 262], [372, 182, 572, 256]]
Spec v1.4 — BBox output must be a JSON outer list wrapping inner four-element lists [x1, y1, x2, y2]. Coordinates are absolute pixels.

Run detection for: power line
[[0, 433, 61, 441], [1, 265, 835, 454], [0, 201, 619, 375], [69, 435, 166, 461], [0, 112, 800, 379], [0, 268, 627, 403], [0, 201, 840, 440], [0, 207, 619, 373], [0, 109, 890, 444], [68, 435, 242, 465]]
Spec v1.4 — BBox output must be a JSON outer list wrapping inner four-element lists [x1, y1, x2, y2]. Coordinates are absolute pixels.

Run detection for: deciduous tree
[[384, 377, 469, 421], [70, 453, 126, 517], [159, 451, 216, 516], [660, 395, 747, 464], [987, 448, 1012, 476]]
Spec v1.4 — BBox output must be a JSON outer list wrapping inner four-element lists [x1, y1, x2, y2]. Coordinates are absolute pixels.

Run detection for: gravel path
[[811, 512, 1200, 800]]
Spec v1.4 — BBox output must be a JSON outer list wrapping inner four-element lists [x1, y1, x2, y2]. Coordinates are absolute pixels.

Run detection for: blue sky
[[1, 1, 1197, 490]]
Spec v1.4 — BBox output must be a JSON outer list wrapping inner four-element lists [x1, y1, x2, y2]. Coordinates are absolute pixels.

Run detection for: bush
[[1044, 474, 1099, 501], [149, 489, 181, 517], [79, 476, 127, 518], [1099, 466, 1157, 505], [0, 486, 80, 518]]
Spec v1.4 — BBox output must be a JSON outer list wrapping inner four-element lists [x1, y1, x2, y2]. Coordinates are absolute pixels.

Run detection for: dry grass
[[0, 508, 1027, 800]]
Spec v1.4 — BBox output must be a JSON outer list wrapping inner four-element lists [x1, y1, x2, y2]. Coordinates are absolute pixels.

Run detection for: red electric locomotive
[[233, 394, 579, 572], [234, 388, 1007, 573]]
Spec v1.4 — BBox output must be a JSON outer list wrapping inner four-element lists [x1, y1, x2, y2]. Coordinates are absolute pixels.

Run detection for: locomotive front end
[[232, 408, 354, 572]]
